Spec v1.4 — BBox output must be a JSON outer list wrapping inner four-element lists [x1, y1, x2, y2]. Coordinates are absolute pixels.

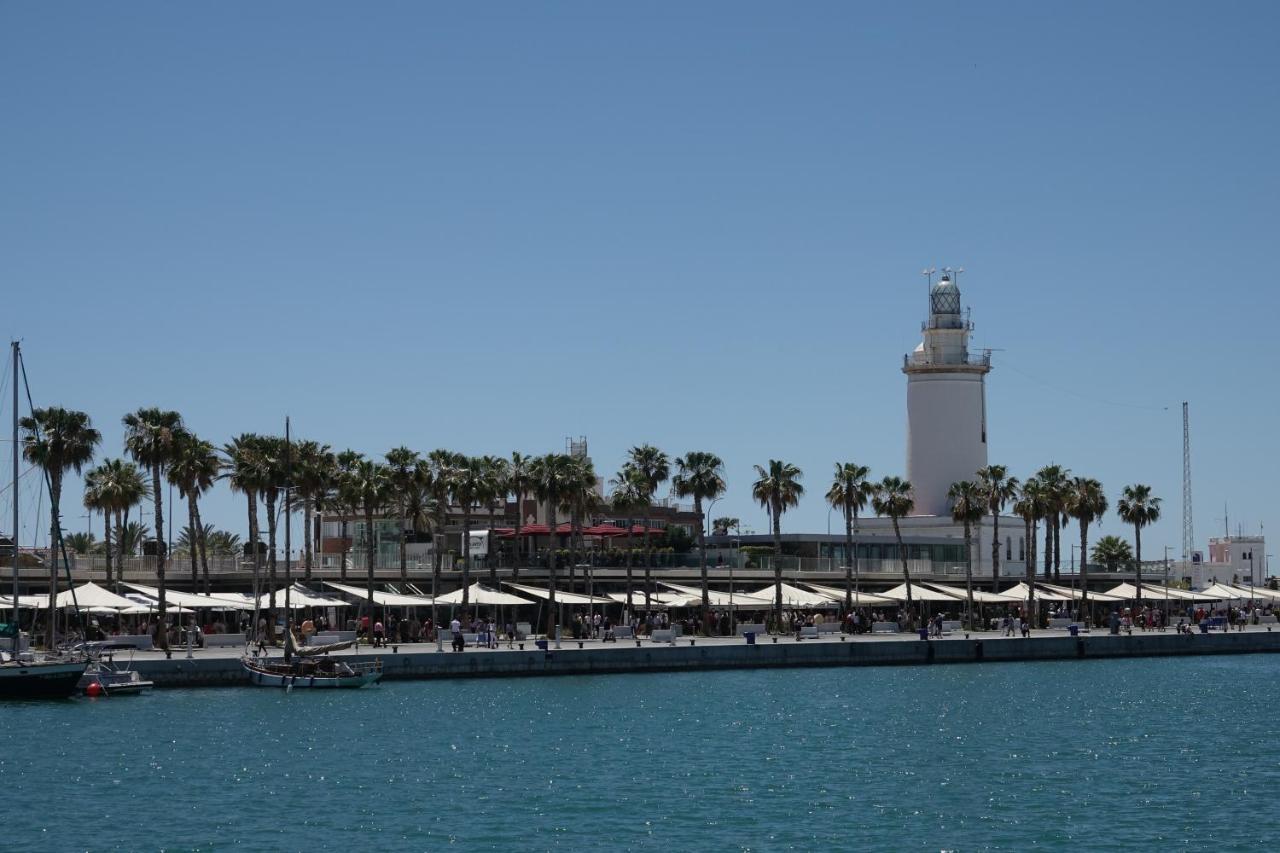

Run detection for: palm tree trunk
[[303, 498, 313, 582], [512, 491, 523, 582], [399, 496, 408, 583], [152, 465, 168, 651], [265, 490, 278, 639], [1079, 519, 1090, 614], [546, 502, 558, 635], [103, 508, 114, 588], [990, 510, 1001, 593], [365, 505, 376, 621], [339, 518, 349, 581], [45, 473, 63, 649], [696, 497, 709, 631], [964, 521, 974, 629], [625, 526, 634, 614], [643, 514, 652, 611], [1043, 518, 1052, 580], [1134, 525, 1143, 604], [844, 503, 853, 612], [894, 514, 913, 614], [1053, 515, 1062, 582], [852, 508, 861, 594], [195, 500, 210, 594], [114, 508, 126, 592], [187, 495, 199, 590], [461, 507, 472, 610], [772, 500, 782, 630], [248, 492, 261, 620], [488, 501, 499, 588]]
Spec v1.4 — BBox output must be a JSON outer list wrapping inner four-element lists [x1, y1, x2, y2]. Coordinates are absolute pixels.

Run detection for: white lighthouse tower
[[903, 271, 992, 517]]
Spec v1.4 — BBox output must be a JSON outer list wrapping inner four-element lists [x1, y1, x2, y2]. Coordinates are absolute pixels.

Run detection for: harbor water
[[4, 655, 1278, 851]]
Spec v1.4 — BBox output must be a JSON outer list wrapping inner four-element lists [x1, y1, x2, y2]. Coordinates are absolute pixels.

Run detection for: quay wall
[[129, 630, 1280, 688]]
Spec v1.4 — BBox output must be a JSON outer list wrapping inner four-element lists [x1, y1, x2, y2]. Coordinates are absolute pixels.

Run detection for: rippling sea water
[[3, 655, 1278, 851]]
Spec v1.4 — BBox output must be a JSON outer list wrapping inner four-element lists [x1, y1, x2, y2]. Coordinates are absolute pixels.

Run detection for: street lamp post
[[1163, 545, 1171, 623], [705, 497, 722, 538], [730, 537, 738, 635]]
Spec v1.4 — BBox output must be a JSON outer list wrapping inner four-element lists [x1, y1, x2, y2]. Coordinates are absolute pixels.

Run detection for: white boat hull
[[242, 657, 382, 689]]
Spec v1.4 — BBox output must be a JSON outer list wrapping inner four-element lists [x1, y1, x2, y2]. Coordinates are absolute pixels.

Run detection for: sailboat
[[1, 341, 89, 700], [241, 417, 381, 689]]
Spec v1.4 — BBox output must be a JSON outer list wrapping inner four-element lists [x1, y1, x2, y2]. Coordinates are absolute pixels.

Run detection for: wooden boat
[[242, 653, 382, 688]]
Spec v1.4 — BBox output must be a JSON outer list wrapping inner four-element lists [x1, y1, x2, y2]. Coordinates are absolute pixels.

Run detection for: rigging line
[[999, 360, 1170, 412], [0, 463, 41, 500]]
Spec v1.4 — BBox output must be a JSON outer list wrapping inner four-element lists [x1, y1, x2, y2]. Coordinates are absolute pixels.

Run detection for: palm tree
[[872, 475, 915, 611], [712, 517, 740, 535], [427, 449, 461, 597], [1091, 535, 1133, 572], [977, 464, 1019, 592], [168, 430, 219, 593], [100, 459, 148, 589], [332, 450, 365, 581], [624, 444, 670, 610], [508, 452, 534, 578], [1036, 464, 1071, 581], [948, 479, 986, 629], [122, 408, 182, 650], [1117, 484, 1161, 603], [673, 451, 727, 626], [19, 406, 101, 647], [609, 471, 646, 611], [530, 453, 576, 634], [294, 440, 334, 582], [64, 532, 95, 555], [222, 434, 269, 602], [826, 462, 873, 609], [1012, 478, 1044, 614], [83, 463, 113, 584], [205, 528, 242, 557], [255, 435, 288, 631], [384, 446, 421, 583], [1066, 477, 1108, 612], [348, 459, 389, 619], [562, 455, 598, 590], [176, 523, 215, 554], [479, 454, 510, 586], [751, 459, 805, 629], [449, 455, 483, 609], [116, 521, 151, 558]]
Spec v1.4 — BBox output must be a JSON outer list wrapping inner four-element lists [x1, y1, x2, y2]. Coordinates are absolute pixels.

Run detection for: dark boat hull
[[0, 661, 89, 700]]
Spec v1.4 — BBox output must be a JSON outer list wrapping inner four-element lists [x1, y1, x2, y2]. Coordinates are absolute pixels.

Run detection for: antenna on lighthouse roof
[[922, 267, 936, 308]]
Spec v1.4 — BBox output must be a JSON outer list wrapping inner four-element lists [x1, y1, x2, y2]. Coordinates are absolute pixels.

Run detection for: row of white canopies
[[4, 578, 1274, 616]]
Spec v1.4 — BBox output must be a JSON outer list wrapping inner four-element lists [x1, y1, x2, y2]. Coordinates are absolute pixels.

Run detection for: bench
[[816, 622, 841, 635], [310, 631, 356, 644], [1048, 618, 1074, 629], [515, 622, 532, 639], [203, 633, 247, 648], [941, 620, 962, 633], [737, 623, 767, 637], [610, 625, 635, 640], [799, 626, 819, 639], [650, 629, 676, 644], [872, 622, 899, 634], [99, 635, 154, 651], [1259, 615, 1277, 625]]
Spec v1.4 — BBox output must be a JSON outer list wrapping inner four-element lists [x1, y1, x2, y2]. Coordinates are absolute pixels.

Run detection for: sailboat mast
[[11, 342, 20, 654], [284, 417, 291, 625]]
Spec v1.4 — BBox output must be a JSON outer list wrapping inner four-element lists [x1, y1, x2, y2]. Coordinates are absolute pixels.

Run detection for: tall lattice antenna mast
[[1182, 401, 1194, 561]]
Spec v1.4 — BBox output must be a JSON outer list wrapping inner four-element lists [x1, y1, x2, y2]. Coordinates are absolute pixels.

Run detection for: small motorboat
[[78, 647, 154, 696]]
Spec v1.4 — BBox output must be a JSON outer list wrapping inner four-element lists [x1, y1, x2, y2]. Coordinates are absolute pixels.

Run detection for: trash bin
[[918, 628, 929, 640], [1068, 625, 1079, 637], [744, 632, 756, 645], [534, 639, 549, 651]]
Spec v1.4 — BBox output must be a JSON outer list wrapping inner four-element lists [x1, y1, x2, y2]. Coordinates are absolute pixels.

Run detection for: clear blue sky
[[3, 2, 1277, 564]]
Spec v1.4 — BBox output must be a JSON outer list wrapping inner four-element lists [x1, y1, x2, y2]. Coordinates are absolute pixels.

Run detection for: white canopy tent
[[54, 582, 143, 611], [504, 582, 612, 605], [1036, 581, 1126, 603], [1198, 583, 1278, 602], [124, 582, 256, 611], [1226, 584, 1280, 601], [658, 582, 774, 609], [0, 594, 51, 609], [745, 582, 840, 608], [798, 583, 906, 607], [924, 582, 1023, 603], [875, 582, 961, 602], [605, 591, 689, 608], [1104, 582, 1218, 602], [325, 581, 434, 607], [434, 583, 536, 607], [999, 582, 1075, 603]]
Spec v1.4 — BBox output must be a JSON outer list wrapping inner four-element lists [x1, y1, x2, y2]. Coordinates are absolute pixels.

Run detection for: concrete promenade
[[119, 625, 1280, 688]]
